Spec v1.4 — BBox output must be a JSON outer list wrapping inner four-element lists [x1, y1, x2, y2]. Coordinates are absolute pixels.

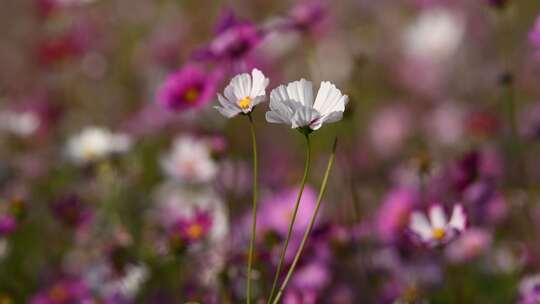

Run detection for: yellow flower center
[[184, 88, 200, 102], [238, 97, 252, 110], [187, 223, 204, 240], [432, 228, 446, 240]]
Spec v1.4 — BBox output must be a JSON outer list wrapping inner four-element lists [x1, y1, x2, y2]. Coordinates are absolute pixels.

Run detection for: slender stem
[[272, 138, 337, 304], [267, 134, 311, 303], [246, 114, 259, 304]]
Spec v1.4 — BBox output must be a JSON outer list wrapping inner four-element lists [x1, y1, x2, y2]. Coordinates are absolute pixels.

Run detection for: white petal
[[229, 72, 252, 100], [286, 79, 314, 107], [313, 81, 347, 116], [265, 98, 296, 125], [291, 106, 320, 129], [250, 68, 269, 98], [410, 212, 433, 241], [320, 111, 344, 124], [448, 204, 466, 231], [429, 204, 447, 228], [215, 106, 241, 118]]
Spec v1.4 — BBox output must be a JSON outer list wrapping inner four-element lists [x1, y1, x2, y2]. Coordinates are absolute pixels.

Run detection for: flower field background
[[2, 0, 540, 303]]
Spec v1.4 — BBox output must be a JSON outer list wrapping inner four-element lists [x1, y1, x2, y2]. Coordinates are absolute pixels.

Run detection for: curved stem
[[267, 134, 311, 303], [246, 114, 259, 304], [272, 138, 337, 304]]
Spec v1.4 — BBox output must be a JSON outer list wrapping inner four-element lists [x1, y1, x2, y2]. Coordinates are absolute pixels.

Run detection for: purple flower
[[287, 1, 326, 33], [0, 215, 16, 237], [530, 16, 540, 60], [519, 274, 540, 304], [50, 195, 92, 228], [195, 11, 263, 62], [157, 64, 220, 112]]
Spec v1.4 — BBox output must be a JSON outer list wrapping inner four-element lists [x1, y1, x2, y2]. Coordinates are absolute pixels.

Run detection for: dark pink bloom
[[0, 215, 16, 236], [194, 11, 263, 62], [168, 210, 213, 251], [157, 65, 220, 112], [31, 278, 92, 304], [50, 195, 92, 229]]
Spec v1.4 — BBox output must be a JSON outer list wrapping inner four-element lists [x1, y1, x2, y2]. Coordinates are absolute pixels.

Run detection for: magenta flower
[[157, 65, 220, 112], [375, 187, 418, 243], [31, 278, 92, 304], [50, 195, 92, 229], [168, 210, 214, 252], [0, 215, 16, 237], [195, 11, 263, 62]]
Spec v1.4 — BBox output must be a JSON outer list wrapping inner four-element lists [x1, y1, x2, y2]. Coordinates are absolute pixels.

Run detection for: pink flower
[[157, 65, 220, 112]]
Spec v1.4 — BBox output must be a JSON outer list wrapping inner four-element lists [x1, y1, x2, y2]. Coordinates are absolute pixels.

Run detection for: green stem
[[246, 114, 259, 304], [267, 134, 311, 303], [272, 138, 337, 304]]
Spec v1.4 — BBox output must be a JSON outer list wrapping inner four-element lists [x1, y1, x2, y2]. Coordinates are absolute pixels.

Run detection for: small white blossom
[[66, 126, 132, 165], [160, 135, 218, 183], [409, 204, 466, 247], [403, 8, 464, 62], [215, 68, 269, 118], [0, 110, 40, 137]]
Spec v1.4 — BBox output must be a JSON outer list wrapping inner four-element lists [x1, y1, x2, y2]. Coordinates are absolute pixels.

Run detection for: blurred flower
[[66, 126, 132, 165], [266, 79, 348, 131], [425, 102, 465, 146], [157, 64, 220, 112], [50, 195, 92, 229], [0, 215, 16, 237], [195, 11, 263, 62], [375, 187, 418, 243], [0, 109, 40, 137], [529, 15, 540, 60], [519, 274, 540, 304], [403, 8, 464, 63], [215, 68, 269, 118], [153, 184, 228, 251], [31, 278, 92, 304], [409, 204, 466, 247], [445, 228, 492, 263], [257, 186, 318, 238], [160, 135, 218, 183], [168, 210, 213, 252], [368, 105, 412, 157]]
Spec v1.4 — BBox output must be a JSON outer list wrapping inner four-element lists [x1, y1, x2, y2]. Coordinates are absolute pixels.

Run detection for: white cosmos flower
[[0, 110, 40, 137], [160, 135, 218, 183], [215, 68, 269, 118], [409, 204, 466, 247], [266, 79, 348, 131], [403, 8, 464, 62], [66, 126, 132, 165]]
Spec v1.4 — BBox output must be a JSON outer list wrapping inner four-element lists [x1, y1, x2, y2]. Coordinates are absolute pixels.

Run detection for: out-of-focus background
[[2, 0, 540, 303]]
